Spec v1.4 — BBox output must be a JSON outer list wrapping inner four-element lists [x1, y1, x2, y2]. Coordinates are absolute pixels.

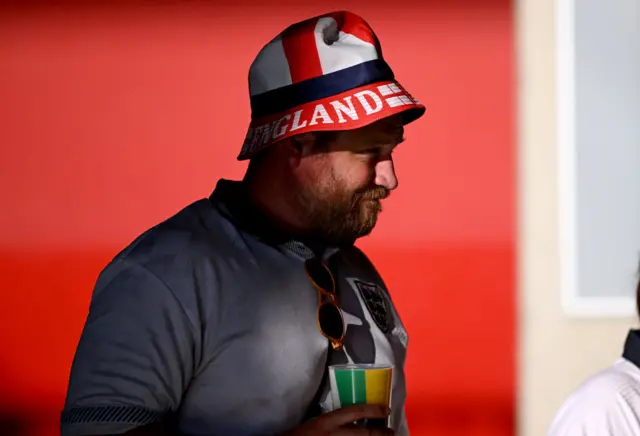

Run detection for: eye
[[359, 148, 380, 155]]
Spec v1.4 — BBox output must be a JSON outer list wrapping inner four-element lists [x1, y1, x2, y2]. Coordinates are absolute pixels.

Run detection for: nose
[[374, 158, 398, 191]]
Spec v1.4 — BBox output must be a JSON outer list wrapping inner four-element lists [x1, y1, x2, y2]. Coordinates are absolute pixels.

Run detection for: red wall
[[0, 1, 515, 435]]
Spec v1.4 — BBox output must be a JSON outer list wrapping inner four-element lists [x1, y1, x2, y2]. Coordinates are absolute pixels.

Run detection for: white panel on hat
[[249, 35, 293, 97], [314, 17, 379, 75]]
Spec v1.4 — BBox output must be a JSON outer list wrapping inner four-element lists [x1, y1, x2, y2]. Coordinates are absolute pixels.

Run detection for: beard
[[294, 171, 390, 246]]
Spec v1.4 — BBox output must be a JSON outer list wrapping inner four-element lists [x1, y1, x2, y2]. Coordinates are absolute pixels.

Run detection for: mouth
[[350, 187, 388, 213], [360, 187, 389, 202]]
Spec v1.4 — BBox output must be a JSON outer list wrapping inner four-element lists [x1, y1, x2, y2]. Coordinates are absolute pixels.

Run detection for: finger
[[318, 405, 390, 429], [331, 427, 394, 436]]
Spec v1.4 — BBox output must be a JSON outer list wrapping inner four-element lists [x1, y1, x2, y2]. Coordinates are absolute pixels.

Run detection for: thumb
[[318, 405, 390, 429]]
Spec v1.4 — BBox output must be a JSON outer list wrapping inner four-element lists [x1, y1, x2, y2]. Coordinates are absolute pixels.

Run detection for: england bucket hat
[[238, 10, 426, 160]]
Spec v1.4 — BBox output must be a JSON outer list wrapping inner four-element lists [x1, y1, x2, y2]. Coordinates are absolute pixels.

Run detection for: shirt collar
[[208, 179, 344, 260], [622, 329, 640, 368]]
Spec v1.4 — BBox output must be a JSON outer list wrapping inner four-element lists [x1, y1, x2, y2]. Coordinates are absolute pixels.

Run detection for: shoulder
[[109, 198, 245, 282], [548, 359, 640, 435], [92, 198, 242, 319], [116, 198, 230, 263]]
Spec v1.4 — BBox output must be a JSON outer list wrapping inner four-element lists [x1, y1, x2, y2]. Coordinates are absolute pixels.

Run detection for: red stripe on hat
[[328, 11, 377, 46], [281, 18, 323, 84], [238, 80, 425, 160]]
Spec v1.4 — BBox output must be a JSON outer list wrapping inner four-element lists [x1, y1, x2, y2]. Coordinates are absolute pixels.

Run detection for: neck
[[242, 169, 306, 237], [242, 171, 334, 254]]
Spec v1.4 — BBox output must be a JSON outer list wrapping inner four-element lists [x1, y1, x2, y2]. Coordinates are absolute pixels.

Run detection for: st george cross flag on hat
[[238, 11, 426, 160]]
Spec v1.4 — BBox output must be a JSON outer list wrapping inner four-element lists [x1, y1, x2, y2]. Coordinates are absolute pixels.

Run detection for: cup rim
[[329, 363, 394, 370]]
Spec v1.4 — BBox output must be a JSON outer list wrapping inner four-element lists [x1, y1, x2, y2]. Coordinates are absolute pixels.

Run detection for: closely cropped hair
[[246, 145, 272, 173]]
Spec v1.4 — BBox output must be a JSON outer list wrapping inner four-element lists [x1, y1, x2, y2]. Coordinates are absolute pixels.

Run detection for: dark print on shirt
[[353, 279, 393, 334]]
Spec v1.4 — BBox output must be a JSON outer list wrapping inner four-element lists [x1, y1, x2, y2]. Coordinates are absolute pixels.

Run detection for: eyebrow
[[371, 134, 405, 145]]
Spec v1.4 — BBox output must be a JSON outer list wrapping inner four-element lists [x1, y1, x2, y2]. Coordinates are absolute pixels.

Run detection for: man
[[548, 268, 640, 435], [61, 10, 425, 436]]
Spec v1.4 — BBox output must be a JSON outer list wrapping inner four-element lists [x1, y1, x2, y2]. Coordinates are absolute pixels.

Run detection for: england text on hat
[[242, 81, 421, 156]]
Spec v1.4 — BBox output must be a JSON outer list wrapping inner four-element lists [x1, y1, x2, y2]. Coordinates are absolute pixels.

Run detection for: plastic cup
[[328, 363, 393, 429]]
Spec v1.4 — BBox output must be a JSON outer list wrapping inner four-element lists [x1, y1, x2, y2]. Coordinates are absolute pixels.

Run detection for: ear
[[283, 133, 317, 167], [290, 133, 317, 155]]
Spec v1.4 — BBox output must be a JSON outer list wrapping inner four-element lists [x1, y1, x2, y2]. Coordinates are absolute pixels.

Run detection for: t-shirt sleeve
[[60, 258, 200, 436], [547, 370, 640, 436]]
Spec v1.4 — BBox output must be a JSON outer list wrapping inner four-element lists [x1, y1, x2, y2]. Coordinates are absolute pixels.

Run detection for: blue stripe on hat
[[250, 59, 394, 120]]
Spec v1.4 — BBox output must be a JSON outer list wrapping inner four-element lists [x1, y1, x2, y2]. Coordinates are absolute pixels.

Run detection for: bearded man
[[61, 10, 425, 436]]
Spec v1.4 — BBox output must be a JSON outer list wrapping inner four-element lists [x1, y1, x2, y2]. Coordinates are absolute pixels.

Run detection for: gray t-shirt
[[61, 179, 410, 436]]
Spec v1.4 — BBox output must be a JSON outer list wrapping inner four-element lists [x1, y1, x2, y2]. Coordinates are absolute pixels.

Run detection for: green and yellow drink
[[328, 364, 393, 429]]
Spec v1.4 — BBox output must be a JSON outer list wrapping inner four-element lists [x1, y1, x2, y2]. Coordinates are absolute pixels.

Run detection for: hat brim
[[237, 80, 425, 160]]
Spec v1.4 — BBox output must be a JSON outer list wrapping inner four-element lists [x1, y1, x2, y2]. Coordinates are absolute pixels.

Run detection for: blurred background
[[0, 0, 637, 435]]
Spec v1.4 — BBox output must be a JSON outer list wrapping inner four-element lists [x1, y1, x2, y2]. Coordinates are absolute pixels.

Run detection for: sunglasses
[[304, 258, 345, 351]]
